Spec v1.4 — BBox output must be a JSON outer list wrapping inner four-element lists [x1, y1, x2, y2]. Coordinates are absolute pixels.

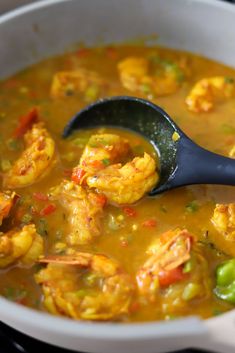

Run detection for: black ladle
[[63, 96, 235, 195]]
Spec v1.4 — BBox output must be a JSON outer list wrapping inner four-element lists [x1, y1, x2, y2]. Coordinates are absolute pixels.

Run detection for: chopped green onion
[[84, 85, 99, 102], [6, 138, 22, 151], [21, 213, 33, 224], [224, 77, 234, 84], [36, 218, 48, 237], [84, 273, 98, 286], [182, 283, 201, 301], [4, 287, 27, 301], [183, 259, 193, 273], [185, 201, 199, 213], [140, 84, 151, 94], [0, 159, 12, 172], [102, 158, 110, 166], [108, 214, 121, 230]]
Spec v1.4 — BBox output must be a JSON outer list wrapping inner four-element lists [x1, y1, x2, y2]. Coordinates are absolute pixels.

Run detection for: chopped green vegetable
[[75, 289, 88, 298], [186, 200, 199, 213], [84, 273, 98, 287], [140, 83, 151, 94], [183, 259, 193, 273], [36, 218, 48, 237], [224, 77, 234, 84], [84, 85, 99, 102], [102, 158, 110, 166], [182, 282, 201, 301], [0, 159, 12, 172], [21, 213, 33, 224], [6, 138, 22, 151], [4, 287, 27, 302], [108, 214, 121, 230], [214, 259, 235, 304]]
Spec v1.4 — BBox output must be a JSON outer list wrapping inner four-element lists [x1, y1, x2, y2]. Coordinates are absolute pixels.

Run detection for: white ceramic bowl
[[1, 1, 235, 352]]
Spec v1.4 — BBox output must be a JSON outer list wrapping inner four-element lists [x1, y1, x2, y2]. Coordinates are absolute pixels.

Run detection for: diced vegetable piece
[[36, 218, 48, 237], [21, 213, 33, 224], [0, 159, 12, 172], [13, 108, 39, 138], [123, 207, 137, 217], [71, 167, 86, 184], [158, 267, 185, 287], [182, 283, 201, 301], [142, 219, 157, 227], [95, 194, 107, 207], [102, 158, 110, 166], [6, 138, 22, 151], [33, 192, 48, 201], [214, 259, 235, 304], [183, 259, 193, 273], [40, 204, 56, 216], [186, 201, 199, 213]]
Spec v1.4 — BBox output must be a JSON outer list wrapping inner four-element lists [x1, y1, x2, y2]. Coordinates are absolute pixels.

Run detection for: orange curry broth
[[0, 45, 235, 321]]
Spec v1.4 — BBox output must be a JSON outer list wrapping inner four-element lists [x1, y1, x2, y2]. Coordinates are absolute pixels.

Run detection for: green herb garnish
[[37, 218, 48, 237], [102, 158, 110, 166], [186, 200, 199, 213]]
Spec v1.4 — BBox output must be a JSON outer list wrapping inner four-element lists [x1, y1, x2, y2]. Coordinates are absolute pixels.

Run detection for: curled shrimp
[[72, 134, 130, 184], [86, 153, 158, 204], [136, 228, 211, 312], [0, 224, 44, 268], [185, 76, 235, 113], [35, 252, 134, 320], [3, 123, 56, 189], [0, 191, 19, 226], [118, 56, 186, 97], [51, 69, 107, 101], [49, 180, 105, 245], [211, 203, 235, 256]]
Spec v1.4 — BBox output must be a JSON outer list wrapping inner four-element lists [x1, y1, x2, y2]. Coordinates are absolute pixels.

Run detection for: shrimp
[[3, 123, 56, 189], [49, 180, 105, 245], [35, 252, 134, 320], [210, 203, 235, 256], [86, 153, 158, 204], [72, 134, 130, 184], [118, 56, 186, 97], [0, 224, 44, 268], [185, 76, 235, 113], [51, 69, 106, 101], [136, 228, 211, 313], [0, 191, 19, 226]]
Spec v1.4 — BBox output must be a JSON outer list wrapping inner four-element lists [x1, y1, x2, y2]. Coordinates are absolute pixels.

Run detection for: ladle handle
[[171, 136, 235, 188]]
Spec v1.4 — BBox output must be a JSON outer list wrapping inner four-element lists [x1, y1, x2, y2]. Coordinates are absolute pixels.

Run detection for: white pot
[[0, 1, 235, 352]]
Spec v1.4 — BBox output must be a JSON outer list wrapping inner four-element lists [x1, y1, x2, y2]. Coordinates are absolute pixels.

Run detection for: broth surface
[[1, 45, 235, 322]]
